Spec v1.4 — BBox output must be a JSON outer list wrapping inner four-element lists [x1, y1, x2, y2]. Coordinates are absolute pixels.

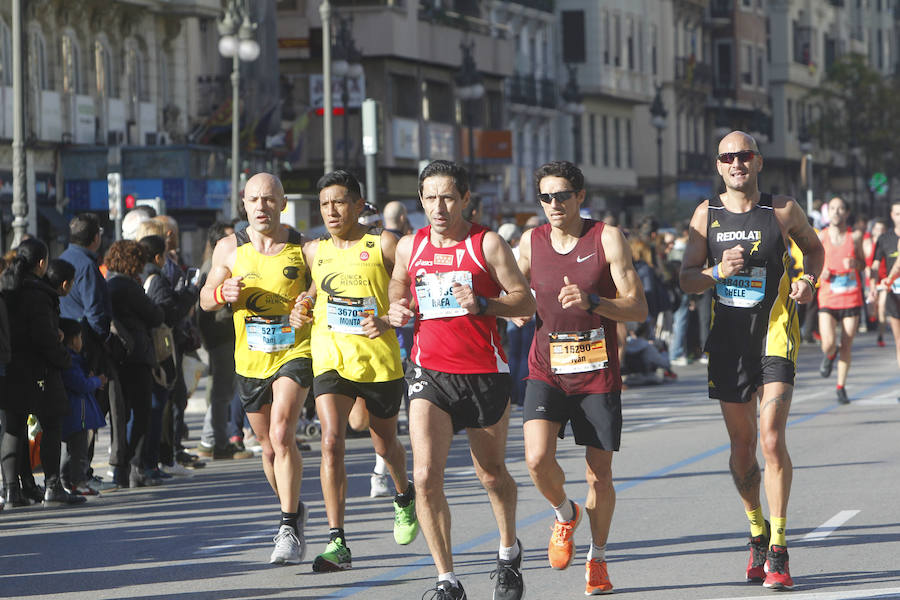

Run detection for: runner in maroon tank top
[[388, 160, 535, 600], [515, 161, 648, 596]]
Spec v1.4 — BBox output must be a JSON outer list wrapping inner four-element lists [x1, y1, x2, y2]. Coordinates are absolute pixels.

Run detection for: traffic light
[[125, 194, 136, 210]]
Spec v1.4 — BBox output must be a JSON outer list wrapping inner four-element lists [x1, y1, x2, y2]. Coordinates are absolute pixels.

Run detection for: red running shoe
[[763, 545, 794, 590]]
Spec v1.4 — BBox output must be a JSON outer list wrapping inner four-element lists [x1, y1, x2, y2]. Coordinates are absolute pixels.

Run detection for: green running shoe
[[312, 537, 352, 572], [393, 496, 420, 545]]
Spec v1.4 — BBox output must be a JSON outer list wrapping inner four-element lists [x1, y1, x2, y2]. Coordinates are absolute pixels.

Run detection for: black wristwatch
[[586, 293, 602, 313], [476, 295, 489, 315]]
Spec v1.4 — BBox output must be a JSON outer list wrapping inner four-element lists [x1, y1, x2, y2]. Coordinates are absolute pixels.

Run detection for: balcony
[[505, 0, 554, 12], [679, 151, 710, 176], [507, 74, 537, 106], [675, 57, 713, 91], [709, 0, 732, 20]]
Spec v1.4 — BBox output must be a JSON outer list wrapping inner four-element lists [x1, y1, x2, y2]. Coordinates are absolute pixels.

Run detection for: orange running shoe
[[548, 501, 582, 569], [584, 558, 613, 595]]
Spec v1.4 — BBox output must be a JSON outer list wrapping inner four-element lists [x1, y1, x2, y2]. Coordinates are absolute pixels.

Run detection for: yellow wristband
[[214, 283, 226, 305]]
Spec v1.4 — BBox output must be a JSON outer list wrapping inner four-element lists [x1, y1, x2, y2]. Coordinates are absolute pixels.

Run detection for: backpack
[[143, 274, 176, 365]]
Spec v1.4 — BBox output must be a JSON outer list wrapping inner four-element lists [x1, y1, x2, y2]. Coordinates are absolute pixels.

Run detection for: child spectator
[[59, 318, 106, 495]]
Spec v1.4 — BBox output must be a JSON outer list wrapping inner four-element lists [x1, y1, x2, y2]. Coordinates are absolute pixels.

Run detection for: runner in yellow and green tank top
[[291, 170, 417, 574], [310, 231, 403, 382]]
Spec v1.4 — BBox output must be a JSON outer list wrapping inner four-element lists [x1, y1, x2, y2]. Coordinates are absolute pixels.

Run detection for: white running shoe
[[159, 462, 191, 477], [270, 524, 304, 565], [370, 473, 391, 498]]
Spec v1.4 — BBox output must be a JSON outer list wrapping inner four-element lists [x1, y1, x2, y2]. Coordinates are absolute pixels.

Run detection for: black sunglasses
[[537, 190, 579, 204], [717, 150, 757, 164]]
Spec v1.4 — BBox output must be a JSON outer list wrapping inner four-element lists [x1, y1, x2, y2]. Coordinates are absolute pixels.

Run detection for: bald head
[[718, 130, 760, 155], [245, 173, 285, 200], [383, 201, 408, 229]]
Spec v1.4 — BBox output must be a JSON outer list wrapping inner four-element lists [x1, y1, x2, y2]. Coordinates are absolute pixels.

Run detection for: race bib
[[830, 272, 858, 293], [326, 295, 377, 334], [549, 328, 608, 374], [245, 314, 294, 353], [415, 271, 473, 320], [892, 279, 900, 295], [716, 266, 766, 308]]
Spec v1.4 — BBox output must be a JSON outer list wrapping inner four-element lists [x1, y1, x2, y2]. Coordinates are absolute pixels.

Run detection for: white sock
[[553, 497, 575, 522], [373, 453, 387, 475], [438, 572, 459, 587], [498, 540, 520, 561], [587, 543, 606, 562]]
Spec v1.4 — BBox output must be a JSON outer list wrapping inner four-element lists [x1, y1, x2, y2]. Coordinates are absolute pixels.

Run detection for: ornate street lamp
[[561, 64, 585, 164], [649, 85, 667, 206], [332, 16, 362, 169], [455, 41, 485, 184], [218, 0, 260, 220]]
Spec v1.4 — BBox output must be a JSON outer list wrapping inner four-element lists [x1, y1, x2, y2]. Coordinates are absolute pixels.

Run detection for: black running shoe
[[746, 520, 770, 583], [836, 387, 850, 404], [491, 538, 524, 600], [422, 580, 467, 600], [819, 354, 835, 378]]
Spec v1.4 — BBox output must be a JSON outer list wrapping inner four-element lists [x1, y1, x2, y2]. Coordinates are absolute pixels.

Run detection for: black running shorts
[[405, 363, 510, 433], [818, 306, 861, 320], [708, 354, 795, 404], [313, 370, 405, 420], [523, 379, 622, 451], [885, 291, 900, 320], [238, 357, 313, 413]]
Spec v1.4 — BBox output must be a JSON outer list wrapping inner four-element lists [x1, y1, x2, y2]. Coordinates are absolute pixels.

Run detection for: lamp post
[[10, 0, 26, 248], [848, 131, 862, 213], [218, 0, 260, 220], [454, 41, 485, 184], [649, 85, 667, 207], [331, 16, 362, 169], [561, 64, 585, 164], [798, 119, 813, 215]]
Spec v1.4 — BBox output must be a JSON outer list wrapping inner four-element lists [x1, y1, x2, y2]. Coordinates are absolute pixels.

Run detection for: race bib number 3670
[[245, 314, 294, 353], [415, 271, 473, 320], [326, 295, 377, 334]]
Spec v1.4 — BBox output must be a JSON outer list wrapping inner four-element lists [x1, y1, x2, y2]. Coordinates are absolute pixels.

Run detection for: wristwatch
[[799, 273, 818, 291], [476, 295, 489, 315], [586, 293, 602, 313]]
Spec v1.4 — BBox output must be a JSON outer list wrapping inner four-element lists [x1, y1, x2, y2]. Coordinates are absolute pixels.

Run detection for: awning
[[37, 205, 70, 233]]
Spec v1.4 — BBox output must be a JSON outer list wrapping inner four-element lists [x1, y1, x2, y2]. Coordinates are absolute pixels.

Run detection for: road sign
[[107, 172, 122, 220], [869, 172, 888, 196]]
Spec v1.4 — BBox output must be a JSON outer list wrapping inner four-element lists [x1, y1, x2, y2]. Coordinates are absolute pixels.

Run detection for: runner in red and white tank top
[[816, 196, 865, 404], [407, 223, 507, 374], [516, 161, 648, 596], [387, 160, 535, 599]]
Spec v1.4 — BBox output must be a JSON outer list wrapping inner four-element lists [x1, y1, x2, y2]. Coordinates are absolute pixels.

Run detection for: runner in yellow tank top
[[200, 173, 314, 567], [290, 170, 417, 573]]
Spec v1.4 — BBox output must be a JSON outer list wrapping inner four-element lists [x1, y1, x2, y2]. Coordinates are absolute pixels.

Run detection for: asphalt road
[[2, 331, 899, 600]]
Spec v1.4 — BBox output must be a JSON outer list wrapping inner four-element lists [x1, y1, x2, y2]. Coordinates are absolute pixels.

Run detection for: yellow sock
[[746, 507, 766, 537], [770, 516, 787, 548]]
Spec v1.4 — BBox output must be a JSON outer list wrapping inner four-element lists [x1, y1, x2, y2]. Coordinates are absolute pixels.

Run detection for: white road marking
[[850, 397, 900, 405], [195, 528, 273, 555], [800, 509, 860, 542], [708, 588, 900, 600]]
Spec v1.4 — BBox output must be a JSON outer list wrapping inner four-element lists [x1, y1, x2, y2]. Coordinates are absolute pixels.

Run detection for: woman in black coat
[[105, 240, 164, 488], [0, 238, 84, 506]]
